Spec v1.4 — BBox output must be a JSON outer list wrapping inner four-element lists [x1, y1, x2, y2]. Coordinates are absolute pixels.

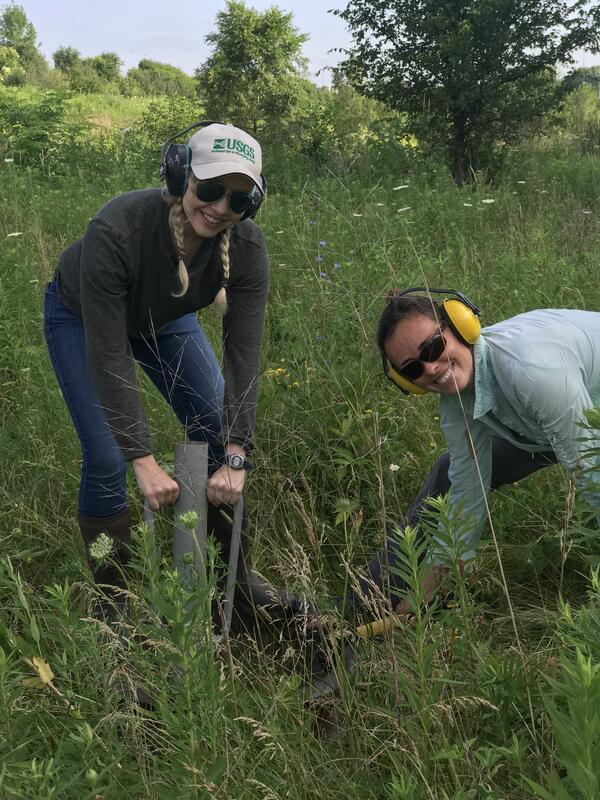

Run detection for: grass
[[1, 120, 600, 798]]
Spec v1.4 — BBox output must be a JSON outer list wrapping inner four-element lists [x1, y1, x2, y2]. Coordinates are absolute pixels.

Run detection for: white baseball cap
[[188, 123, 264, 194]]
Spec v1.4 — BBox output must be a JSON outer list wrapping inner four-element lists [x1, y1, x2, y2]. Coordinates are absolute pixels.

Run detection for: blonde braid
[[213, 226, 232, 316], [170, 201, 189, 298]]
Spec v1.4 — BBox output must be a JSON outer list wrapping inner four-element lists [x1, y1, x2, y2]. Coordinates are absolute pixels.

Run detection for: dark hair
[[376, 292, 442, 354]]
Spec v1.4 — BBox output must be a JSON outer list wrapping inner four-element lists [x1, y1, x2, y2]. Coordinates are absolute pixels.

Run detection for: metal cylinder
[[173, 441, 208, 582]]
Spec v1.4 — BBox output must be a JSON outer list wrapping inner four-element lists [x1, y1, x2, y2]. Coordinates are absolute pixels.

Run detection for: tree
[[0, 3, 47, 79], [333, 0, 600, 183], [563, 66, 600, 95], [53, 45, 81, 74], [123, 59, 196, 97], [0, 43, 24, 84], [196, 0, 308, 134], [89, 51, 122, 83]]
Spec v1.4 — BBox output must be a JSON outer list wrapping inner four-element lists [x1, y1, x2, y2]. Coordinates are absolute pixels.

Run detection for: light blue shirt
[[431, 309, 600, 563]]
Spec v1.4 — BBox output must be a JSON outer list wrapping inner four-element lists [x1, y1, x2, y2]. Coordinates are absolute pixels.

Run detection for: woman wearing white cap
[[44, 121, 287, 624]]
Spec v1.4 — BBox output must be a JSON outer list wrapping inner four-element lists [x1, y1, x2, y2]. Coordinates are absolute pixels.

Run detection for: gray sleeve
[[79, 219, 153, 461], [221, 230, 269, 452]]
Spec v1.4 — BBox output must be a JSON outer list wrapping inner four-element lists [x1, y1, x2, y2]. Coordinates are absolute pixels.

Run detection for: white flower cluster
[[89, 532, 114, 565]]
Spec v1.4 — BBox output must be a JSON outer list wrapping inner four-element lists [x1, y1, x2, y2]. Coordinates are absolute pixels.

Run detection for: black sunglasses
[[195, 180, 255, 214], [393, 328, 447, 381]]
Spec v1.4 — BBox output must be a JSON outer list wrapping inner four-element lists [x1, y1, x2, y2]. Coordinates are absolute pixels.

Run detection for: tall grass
[[1, 120, 600, 797]]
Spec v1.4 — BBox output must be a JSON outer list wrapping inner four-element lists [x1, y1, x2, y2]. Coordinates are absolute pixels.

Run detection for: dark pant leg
[[355, 438, 557, 610], [43, 281, 128, 517]]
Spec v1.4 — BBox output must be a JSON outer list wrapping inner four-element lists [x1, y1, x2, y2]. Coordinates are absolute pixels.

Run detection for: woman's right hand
[[132, 454, 179, 510]]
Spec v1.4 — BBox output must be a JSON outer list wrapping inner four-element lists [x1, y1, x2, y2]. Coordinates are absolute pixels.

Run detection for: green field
[[1, 92, 600, 799]]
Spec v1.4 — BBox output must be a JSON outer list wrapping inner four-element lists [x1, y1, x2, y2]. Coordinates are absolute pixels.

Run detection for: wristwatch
[[224, 453, 251, 470]]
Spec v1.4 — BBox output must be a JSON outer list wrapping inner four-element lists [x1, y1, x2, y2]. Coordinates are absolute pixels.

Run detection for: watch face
[[228, 454, 244, 470]]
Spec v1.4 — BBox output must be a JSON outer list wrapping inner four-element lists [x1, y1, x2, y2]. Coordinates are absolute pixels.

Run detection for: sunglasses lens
[[398, 331, 446, 380], [195, 182, 253, 214], [399, 360, 424, 380], [420, 332, 446, 362], [229, 190, 253, 214], [196, 182, 226, 203]]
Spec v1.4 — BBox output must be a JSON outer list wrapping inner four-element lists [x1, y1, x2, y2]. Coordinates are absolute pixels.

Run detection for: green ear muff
[[442, 298, 481, 344]]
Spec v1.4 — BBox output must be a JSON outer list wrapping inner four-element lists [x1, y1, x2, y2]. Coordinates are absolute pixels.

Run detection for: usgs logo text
[[212, 138, 256, 163]]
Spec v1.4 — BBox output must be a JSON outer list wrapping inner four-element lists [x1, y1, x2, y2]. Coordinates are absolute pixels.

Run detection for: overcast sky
[[19, 0, 600, 82]]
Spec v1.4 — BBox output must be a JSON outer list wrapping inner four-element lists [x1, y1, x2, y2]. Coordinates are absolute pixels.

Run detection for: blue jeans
[[44, 280, 225, 518]]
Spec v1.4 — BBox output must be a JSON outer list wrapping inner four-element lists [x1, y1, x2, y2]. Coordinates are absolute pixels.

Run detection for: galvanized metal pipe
[[173, 441, 209, 583]]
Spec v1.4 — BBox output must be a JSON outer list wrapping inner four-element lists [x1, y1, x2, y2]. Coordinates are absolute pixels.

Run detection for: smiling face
[[181, 173, 254, 239], [384, 312, 475, 395]]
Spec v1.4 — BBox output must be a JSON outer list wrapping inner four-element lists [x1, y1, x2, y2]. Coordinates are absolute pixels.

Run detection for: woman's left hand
[[206, 464, 245, 506]]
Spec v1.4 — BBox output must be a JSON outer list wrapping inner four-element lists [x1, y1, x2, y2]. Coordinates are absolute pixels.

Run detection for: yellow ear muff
[[388, 364, 428, 395], [443, 298, 481, 344]]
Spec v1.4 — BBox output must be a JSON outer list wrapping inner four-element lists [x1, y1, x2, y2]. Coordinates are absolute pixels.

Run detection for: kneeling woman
[[357, 289, 600, 614], [44, 121, 291, 625]]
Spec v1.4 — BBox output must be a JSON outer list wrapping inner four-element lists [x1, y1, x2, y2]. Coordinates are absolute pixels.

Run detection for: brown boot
[[78, 508, 132, 619]]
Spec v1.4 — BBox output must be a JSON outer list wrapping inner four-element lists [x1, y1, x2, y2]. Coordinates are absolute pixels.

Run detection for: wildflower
[[481, 198, 495, 204], [319, 240, 326, 247], [89, 532, 114, 565], [397, 206, 411, 213], [389, 463, 400, 472], [315, 255, 323, 262], [276, 230, 284, 234], [333, 262, 341, 269], [463, 202, 473, 207], [319, 271, 327, 278], [7, 232, 23, 238], [393, 185, 409, 190], [179, 511, 200, 529]]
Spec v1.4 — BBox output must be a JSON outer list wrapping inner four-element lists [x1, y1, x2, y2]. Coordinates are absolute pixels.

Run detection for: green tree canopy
[[0, 3, 36, 61], [123, 59, 196, 97], [0, 3, 47, 81], [52, 46, 81, 73], [0, 43, 23, 84], [563, 65, 600, 95], [89, 51, 122, 83], [196, 0, 309, 134], [333, 0, 600, 183]]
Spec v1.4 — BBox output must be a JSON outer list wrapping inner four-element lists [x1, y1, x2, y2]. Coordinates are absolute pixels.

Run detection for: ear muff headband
[[159, 120, 266, 220], [382, 287, 481, 395]]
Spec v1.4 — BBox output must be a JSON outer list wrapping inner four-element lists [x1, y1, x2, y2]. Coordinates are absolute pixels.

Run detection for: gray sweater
[[55, 189, 269, 461]]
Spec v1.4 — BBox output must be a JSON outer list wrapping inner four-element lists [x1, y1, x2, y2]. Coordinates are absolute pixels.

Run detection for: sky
[[17, 0, 600, 83], [20, 0, 353, 84]]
